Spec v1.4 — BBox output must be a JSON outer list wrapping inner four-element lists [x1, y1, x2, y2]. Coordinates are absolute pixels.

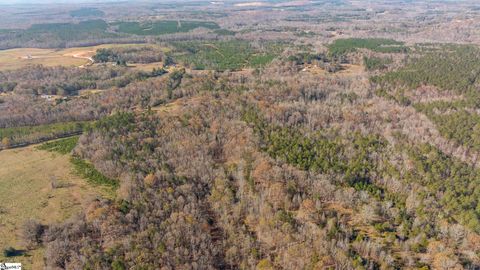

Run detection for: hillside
[[1, 0, 480, 269]]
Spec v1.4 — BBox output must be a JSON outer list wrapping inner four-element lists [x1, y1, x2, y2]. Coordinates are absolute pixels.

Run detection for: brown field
[[78, 89, 104, 96], [0, 145, 103, 269], [0, 48, 88, 71], [0, 44, 169, 71], [302, 63, 364, 77], [337, 64, 365, 76], [127, 61, 165, 71]]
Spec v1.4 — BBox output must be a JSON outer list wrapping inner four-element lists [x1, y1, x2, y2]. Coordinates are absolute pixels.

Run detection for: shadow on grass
[[3, 247, 26, 257]]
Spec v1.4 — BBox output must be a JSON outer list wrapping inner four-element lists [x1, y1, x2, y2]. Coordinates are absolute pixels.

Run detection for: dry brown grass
[[338, 64, 364, 76], [127, 61, 164, 71], [0, 48, 88, 71], [0, 44, 169, 71], [301, 64, 364, 77], [0, 145, 103, 268]]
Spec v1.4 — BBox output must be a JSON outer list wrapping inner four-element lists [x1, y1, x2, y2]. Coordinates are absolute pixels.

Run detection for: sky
[[0, 0, 153, 3]]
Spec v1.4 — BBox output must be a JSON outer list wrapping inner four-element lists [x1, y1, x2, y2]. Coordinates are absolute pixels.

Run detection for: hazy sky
[[0, 0, 144, 3]]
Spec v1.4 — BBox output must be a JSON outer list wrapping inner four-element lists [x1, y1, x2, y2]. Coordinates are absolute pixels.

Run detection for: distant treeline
[[0, 19, 226, 50]]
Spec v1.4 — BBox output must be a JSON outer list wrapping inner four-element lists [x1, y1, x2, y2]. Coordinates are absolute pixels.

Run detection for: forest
[[328, 38, 408, 56], [0, 19, 228, 50], [1, 0, 480, 269], [171, 41, 283, 71]]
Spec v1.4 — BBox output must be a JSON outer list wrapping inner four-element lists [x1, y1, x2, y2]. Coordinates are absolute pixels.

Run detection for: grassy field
[[0, 44, 168, 71], [126, 61, 165, 71], [0, 48, 88, 71], [0, 145, 104, 269], [38, 136, 118, 194], [301, 63, 364, 77]]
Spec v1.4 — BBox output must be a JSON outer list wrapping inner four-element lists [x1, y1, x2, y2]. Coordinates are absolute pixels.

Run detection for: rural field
[[0, 145, 103, 269], [0, 44, 168, 71], [0, 48, 89, 71]]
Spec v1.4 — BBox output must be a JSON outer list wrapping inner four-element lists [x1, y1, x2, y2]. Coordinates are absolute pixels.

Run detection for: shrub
[[37, 136, 79, 154], [22, 219, 45, 248]]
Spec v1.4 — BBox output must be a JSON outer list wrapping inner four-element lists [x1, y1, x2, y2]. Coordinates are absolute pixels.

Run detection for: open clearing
[[0, 145, 103, 269], [0, 48, 88, 71], [302, 63, 364, 77], [127, 61, 165, 71], [0, 44, 169, 71]]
